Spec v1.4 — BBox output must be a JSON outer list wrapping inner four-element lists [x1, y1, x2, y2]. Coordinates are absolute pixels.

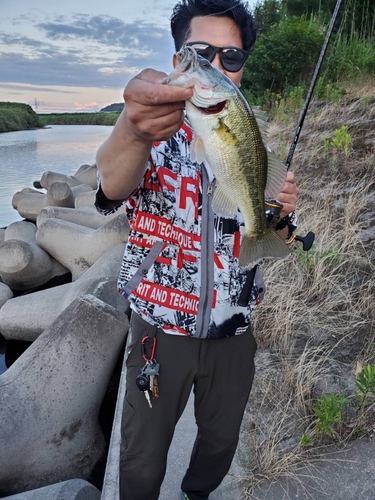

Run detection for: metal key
[[144, 389, 152, 408], [136, 365, 153, 408], [144, 361, 160, 399]]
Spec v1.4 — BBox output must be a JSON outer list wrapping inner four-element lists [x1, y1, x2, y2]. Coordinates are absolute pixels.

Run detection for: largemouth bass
[[165, 46, 290, 268]]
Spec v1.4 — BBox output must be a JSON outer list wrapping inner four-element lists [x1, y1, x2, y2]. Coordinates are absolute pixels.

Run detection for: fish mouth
[[195, 101, 227, 114]]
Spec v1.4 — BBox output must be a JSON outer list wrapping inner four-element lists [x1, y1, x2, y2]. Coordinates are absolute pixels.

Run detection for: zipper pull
[[207, 182, 213, 196]]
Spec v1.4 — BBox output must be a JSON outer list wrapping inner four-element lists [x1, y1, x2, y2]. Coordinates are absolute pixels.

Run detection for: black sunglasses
[[185, 42, 250, 72]]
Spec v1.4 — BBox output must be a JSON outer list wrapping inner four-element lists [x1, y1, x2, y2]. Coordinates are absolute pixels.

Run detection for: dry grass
[[238, 93, 375, 494], [339, 77, 375, 98]]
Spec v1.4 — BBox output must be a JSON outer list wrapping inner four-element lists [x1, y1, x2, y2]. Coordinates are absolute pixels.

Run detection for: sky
[[1, 0, 257, 113], [0, 0, 189, 113]]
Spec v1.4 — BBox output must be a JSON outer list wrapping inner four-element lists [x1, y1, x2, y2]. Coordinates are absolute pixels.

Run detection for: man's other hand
[[277, 172, 300, 218]]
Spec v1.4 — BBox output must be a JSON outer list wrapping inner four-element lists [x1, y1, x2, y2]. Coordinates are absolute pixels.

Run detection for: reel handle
[[294, 231, 315, 251]]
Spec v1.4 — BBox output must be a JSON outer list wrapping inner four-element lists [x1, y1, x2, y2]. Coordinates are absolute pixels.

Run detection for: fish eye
[[201, 59, 210, 68]]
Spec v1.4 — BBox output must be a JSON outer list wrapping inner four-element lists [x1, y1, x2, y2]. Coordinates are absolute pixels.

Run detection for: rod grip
[[238, 265, 257, 307]]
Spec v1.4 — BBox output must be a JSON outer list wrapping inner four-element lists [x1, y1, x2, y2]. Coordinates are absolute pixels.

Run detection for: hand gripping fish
[[165, 46, 290, 269]]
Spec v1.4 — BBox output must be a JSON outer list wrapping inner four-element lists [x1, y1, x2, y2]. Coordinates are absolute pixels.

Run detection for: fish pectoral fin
[[191, 136, 206, 163], [264, 152, 287, 200], [211, 184, 237, 218], [239, 227, 290, 268]]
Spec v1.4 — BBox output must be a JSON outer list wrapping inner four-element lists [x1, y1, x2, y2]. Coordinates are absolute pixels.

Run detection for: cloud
[[1, 33, 46, 48], [0, 15, 175, 88], [0, 83, 79, 94], [0, 51, 136, 87], [0, 33, 60, 57], [37, 15, 173, 53], [74, 101, 98, 110]]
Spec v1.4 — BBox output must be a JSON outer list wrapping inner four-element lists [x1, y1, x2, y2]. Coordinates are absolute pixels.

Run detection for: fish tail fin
[[239, 228, 290, 268]]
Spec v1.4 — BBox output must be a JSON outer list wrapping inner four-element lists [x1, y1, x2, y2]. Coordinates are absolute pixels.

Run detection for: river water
[[0, 125, 113, 228], [0, 125, 113, 374]]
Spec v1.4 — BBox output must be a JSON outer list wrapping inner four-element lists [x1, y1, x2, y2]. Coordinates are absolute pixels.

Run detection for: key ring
[[141, 336, 156, 362]]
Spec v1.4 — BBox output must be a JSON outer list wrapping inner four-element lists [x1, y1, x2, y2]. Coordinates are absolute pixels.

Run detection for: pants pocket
[[125, 312, 158, 368]]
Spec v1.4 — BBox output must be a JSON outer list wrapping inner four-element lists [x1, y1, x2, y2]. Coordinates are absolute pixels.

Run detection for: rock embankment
[[0, 164, 130, 497]]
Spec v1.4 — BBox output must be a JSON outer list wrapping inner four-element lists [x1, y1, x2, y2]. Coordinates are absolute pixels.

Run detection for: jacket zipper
[[195, 167, 215, 338]]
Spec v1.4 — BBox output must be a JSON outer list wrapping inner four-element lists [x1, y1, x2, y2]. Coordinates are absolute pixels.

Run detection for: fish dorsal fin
[[265, 152, 287, 199], [211, 183, 237, 218], [190, 136, 206, 163], [251, 105, 269, 139]]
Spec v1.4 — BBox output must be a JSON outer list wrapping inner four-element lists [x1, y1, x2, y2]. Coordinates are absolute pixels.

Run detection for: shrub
[[242, 15, 325, 98]]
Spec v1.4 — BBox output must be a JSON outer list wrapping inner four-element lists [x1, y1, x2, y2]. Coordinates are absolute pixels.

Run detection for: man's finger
[[128, 71, 193, 105]]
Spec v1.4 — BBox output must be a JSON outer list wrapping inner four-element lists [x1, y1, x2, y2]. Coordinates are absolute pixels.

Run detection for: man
[[95, 1, 299, 499]]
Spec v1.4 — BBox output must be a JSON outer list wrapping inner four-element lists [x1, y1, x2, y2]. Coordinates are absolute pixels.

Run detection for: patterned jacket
[[96, 120, 271, 339]]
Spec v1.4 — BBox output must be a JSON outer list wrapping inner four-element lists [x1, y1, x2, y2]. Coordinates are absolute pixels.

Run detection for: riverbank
[[238, 86, 375, 496], [0, 103, 43, 133], [0, 102, 120, 132], [38, 112, 119, 127]]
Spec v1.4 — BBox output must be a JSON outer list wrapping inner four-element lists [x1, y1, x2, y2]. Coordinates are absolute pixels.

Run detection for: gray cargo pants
[[119, 312, 257, 500]]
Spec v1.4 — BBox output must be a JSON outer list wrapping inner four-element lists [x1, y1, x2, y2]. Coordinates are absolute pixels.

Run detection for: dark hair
[[170, 0, 257, 52]]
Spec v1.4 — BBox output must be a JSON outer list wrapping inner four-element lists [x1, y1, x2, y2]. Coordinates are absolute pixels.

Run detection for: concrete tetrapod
[[12, 188, 44, 209], [74, 190, 97, 209], [1, 479, 101, 500], [13, 183, 93, 222], [0, 221, 68, 291], [35, 171, 83, 190], [36, 214, 129, 280], [37, 205, 120, 230], [0, 243, 127, 341], [33, 165, 98, 191], [73, 164, 98, 190], [38, 170, 83, 191], [0, 294, 129, 496], [0, 283, 13, 309]]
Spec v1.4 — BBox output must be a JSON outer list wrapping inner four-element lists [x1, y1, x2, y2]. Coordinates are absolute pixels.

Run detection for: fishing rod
[[238, 0, 343, 307]]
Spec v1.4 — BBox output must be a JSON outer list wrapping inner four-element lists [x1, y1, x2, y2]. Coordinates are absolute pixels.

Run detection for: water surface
[[0, 125, 112, 373], [0, 125, 112, 227]]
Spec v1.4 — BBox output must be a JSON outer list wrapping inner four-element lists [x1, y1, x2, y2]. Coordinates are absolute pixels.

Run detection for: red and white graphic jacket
[[96, 120, 269, 339]]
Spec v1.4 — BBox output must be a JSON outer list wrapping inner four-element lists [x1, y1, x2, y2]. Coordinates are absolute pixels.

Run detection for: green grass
[[0, 103, 120, 132], [38, 112, 120, 127]]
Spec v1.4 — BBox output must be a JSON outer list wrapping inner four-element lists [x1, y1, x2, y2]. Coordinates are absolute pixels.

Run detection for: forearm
[[96, 111, 152, 201]]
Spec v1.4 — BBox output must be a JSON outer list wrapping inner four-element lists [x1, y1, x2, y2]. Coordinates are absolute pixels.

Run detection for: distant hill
[[100, 103, 124, 112]]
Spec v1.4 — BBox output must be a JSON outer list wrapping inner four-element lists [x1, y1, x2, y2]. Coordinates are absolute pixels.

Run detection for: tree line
[[241, 0, 375, 104]]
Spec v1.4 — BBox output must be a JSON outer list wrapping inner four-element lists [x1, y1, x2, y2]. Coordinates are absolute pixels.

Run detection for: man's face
[[185, 15, 245, 88]]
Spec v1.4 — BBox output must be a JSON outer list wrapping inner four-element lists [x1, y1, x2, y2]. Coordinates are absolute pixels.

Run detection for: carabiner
[[141, 335, 157, 362]]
